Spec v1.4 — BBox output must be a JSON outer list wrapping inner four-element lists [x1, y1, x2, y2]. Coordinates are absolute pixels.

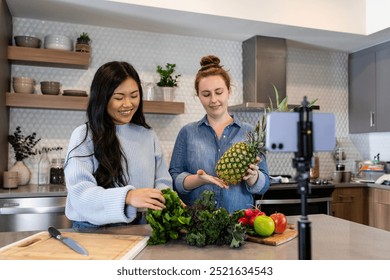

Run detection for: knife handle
[[48, 226, 61, 239]]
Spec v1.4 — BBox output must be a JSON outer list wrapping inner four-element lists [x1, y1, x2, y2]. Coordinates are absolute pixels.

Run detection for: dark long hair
[[83, 61, 150, 188]]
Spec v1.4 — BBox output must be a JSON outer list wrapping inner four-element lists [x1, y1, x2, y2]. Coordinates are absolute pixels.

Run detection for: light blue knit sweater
[[64, 123, 172, 225]]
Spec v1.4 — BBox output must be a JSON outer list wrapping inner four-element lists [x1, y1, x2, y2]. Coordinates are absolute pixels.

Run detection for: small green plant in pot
[[75, 32, 91, 52], [156, 63, 181, 101]]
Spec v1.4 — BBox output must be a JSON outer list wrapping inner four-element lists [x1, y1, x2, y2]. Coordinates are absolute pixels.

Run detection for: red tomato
[[270, 212, 287, 233], [237, 217, 249, 226], [253, 209, 266, 216], [248, 215, 257, 227], [244, 208, 266, 218], [244, 208, 254, 218]]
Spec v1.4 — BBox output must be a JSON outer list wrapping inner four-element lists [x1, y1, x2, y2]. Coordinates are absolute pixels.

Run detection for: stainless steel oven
[[254, 183, 335, 216], [0, 196, 71, 232]]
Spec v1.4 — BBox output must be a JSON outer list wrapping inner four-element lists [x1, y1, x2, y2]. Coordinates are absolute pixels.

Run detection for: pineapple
[[215, 85, 318, 185], [215, 122, 261, 185]]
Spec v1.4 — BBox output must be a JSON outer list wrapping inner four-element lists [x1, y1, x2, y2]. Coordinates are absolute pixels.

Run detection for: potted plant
[[75, 32, 91, 53], [8, 126, 41, 185], [156, 63, 181, 101]]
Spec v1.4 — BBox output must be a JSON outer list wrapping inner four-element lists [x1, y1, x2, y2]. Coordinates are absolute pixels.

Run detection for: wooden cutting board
[[0, 231, 149, 260], [245, 226, 298, 246]]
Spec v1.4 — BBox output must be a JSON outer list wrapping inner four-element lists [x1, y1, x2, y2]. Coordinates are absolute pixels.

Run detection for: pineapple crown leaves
[[259, 84, 318, 154]]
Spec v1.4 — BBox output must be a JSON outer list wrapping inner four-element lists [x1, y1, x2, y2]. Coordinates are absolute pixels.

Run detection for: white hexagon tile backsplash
[[9, 17, 389, 184]]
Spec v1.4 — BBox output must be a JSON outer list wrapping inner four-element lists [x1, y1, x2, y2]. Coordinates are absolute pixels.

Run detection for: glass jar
[[38, 149, 50, 185], [50, 158, 65, 184]]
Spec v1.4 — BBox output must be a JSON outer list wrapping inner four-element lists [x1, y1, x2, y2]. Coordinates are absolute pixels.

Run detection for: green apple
[[253, 215, 275, 237]]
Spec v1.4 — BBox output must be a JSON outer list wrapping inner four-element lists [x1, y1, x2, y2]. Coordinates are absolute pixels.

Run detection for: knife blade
[[48, 226, 89, 256]]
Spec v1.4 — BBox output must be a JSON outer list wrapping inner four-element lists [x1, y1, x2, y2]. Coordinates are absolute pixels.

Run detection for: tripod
[[292, 96, 313, 260]]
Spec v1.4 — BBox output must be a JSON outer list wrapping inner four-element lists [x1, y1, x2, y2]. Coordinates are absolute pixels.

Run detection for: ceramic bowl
[[40, 81, 60, 95], [13, 82, 35, 94], [13, 76, 35, 84], [44, 35, 72, 51], [14, 36, 41, 48]]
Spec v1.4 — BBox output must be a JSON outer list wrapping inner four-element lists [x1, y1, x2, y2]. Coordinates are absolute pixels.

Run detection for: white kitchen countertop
[[1, 214, 390, 259]]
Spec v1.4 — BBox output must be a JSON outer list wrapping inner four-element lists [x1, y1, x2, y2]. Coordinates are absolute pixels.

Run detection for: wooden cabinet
[[369, 187, 390, 231], [374, 48, 390, 132], [349, 51, 376, 133], [331, 187, 368, 225], [6, 46, 185, 114], [349, 41, 390, 133]]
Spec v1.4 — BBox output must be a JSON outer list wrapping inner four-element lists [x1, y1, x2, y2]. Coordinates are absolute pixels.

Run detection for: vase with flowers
[[8, 126, 41, 185]]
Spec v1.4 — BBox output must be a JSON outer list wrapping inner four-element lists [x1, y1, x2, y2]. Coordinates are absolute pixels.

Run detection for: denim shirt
[[169, 115, 270, 213]]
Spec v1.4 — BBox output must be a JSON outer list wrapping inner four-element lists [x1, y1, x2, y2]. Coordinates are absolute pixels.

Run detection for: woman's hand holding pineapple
[[242, 156, 260, 186]]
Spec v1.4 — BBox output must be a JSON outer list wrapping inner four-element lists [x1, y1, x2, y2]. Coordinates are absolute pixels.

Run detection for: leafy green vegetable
[[185, 190, 246, 248], [146, 188, 190, 245], [146, 189, 246, 249]]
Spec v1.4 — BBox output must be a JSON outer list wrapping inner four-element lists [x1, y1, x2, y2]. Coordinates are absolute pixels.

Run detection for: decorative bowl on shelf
[[44, 34, 73, 51], [14, 36, 41, 48], [41, 81, 61, 95], [13, 82, 35, 94], [13, 76, 35, 84], [13, 77, 35, 94]]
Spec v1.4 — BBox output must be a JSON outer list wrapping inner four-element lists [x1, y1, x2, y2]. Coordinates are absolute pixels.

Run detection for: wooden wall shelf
[[5, 93, 185, 114], [8, 46, 90, 69]]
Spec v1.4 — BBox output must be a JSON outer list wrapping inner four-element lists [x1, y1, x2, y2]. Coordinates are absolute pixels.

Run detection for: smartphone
[[265, 112, 336, 152]]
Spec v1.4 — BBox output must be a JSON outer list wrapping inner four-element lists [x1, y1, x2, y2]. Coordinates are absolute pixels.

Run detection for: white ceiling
[[5, 0, 390, 53]]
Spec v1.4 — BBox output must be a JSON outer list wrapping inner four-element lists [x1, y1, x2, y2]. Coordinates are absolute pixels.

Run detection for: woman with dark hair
[[169, 55, 270, 213], [64, 61, 171, 230]]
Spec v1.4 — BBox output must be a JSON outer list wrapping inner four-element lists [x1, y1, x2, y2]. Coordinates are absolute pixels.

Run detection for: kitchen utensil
[[13, 81, 35, 94], [62, 90, 87, 96], [0, 231, 149, 260], [245, 224, 298, 246], [41, 81, 61, 95], [44, 34, 73, 51], [343, 171, 352, 183], [14, 35, 41, 48], [48, 226, 88, 256], [13, 76, 35, 84], [332, 171, 343, 183], [357, 170, 385, 182], [336, 163, 345, 171], [334, 147, 346, 161]]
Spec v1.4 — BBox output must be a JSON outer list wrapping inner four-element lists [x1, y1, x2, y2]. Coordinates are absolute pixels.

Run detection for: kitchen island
[[1, 214, 390, 259]]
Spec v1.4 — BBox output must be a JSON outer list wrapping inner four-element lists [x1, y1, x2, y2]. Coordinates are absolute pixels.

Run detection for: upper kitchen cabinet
[[374, 47, 390, 132], [349, 41, 390, 133], [349, 50, 376, 133]]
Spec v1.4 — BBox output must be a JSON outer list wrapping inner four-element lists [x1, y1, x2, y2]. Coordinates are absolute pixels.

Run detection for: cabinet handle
[[370, 111, 375, 127]]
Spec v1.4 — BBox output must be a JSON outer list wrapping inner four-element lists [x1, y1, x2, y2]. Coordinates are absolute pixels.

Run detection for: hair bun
[[200, 55, 221, 68]]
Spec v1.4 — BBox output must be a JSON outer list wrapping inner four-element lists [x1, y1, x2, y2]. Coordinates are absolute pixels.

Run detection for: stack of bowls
[[44, 35, 73, 51], [13, 77, 35, 94], [14, 36, 42, 48], [41, 81, 61, 95]]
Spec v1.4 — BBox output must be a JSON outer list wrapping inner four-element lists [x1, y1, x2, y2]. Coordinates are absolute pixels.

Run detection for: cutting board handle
[[18, 238, 42, 248]]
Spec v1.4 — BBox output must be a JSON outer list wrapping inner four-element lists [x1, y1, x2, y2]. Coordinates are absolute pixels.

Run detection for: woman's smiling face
[[197, 75, 230, 118], [107, 77, 140, 125]]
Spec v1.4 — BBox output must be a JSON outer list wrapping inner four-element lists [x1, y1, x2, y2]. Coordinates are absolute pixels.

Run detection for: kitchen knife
[[48, 226, 89, 256]]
